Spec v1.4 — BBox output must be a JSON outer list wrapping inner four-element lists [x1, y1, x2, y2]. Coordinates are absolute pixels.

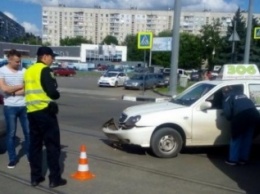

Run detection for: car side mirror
[[200, 101, 212, 111]]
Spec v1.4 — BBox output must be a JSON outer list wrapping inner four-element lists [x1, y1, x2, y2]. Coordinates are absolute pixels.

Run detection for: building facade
[[42, 5, 260, 46], [0, 12, 25, 42]]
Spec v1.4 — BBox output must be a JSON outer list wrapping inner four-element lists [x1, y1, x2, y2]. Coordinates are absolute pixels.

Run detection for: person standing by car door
[[222, 86, 260, 166], [24, 46, 66, 188], [0, 49, 30, 169]]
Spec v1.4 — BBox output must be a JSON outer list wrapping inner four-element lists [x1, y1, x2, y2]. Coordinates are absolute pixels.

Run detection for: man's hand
[[0, 78, 23, 94]]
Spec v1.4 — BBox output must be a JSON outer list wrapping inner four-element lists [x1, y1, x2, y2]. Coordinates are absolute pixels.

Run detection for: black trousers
[[28, 108, 61, 183]]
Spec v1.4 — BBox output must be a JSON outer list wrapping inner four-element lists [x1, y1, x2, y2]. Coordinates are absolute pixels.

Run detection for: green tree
[[101, 35, 118, 45], [12, 33, 42, 45], [250, 17, 260, 64], [199, 19, 223, 69], [219, 8, 247, 64], [179, 33, 202, 69], [60, 36, 93, 46], [122, 34, 144, 61]]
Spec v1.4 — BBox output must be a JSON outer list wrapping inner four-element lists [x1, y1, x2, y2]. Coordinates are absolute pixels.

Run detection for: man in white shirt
[[0, 49, 30, 168]]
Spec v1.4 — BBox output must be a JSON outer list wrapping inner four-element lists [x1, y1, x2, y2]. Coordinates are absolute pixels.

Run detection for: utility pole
[[169, 0, 181, 96], [244, 0, 254, 64]]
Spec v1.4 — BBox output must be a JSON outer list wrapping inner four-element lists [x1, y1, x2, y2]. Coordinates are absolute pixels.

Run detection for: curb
[[122, 95, 170, 102]]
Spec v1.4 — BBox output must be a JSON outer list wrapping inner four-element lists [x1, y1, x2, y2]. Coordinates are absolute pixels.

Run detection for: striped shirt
[[0, 65, 26, 106]]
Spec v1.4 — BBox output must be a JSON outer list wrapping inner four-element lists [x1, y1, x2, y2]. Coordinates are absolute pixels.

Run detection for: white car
[[98, 71, 129, 87], [103, 64, 260, 158]]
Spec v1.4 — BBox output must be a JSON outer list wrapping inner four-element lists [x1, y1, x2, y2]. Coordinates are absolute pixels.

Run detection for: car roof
[[106, 71, 122, 73], [200, 79, 260, 86]]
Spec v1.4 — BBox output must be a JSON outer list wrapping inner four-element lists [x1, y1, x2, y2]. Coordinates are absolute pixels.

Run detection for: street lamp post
[[169, 0, 181, 96]]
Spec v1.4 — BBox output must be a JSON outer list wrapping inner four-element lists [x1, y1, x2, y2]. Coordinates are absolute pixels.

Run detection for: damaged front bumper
[[102, 118, 154, 148]]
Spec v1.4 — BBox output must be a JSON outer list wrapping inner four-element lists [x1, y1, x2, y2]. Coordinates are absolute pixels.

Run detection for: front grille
[[119, 113, 127, 123]]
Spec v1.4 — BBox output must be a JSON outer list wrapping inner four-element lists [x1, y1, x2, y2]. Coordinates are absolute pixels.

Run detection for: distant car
[[52, 68, 76, 77], [97, 64, 109, 71], [154, 73, 168, 87], [190, 71, 201, 82], [98, 71, 129, 87], [0, 94, 5, 137], [124, 73, 158, 90]]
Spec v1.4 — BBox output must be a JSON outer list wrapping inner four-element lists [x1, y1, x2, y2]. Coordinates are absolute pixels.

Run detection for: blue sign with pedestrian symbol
[[138, 32, 153, 49], [254, 27, 260, 39]]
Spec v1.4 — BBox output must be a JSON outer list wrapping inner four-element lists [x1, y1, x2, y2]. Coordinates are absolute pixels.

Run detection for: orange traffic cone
[[71, 145, 95, 181]]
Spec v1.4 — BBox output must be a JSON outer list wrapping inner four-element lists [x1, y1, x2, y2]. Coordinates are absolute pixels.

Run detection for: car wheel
[[114, 81, 118, 87], [150, 127, 183, 158]]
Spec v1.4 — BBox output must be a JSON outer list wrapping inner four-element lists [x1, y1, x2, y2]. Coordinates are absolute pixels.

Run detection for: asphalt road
[[0, 75, 260, 194]]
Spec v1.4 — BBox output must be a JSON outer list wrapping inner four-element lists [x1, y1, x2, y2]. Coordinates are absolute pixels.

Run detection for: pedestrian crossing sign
[[138, 32, 153, 49], [254, 27, 260, 39]]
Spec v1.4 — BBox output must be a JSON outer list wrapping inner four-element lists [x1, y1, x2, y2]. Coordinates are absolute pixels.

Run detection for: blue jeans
[[229, 127, 254, 162], [4, 106, 30, 162]]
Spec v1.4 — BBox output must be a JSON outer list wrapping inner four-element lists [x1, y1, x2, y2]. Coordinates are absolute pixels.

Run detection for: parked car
[[103, 64, 260, 158], [154, 73, 168, 87], [0, 94, 5, 137], [124, 73, 158, 90], [52, 67, 76, 77], [98, 71, 129, 87], [190, 71, 201, 82]]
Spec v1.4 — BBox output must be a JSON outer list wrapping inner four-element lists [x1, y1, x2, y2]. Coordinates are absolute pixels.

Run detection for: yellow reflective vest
[[24, 62, 52, 113]]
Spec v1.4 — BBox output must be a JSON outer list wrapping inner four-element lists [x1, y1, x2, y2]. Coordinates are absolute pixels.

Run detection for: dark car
[[52, 68, 76, 77], [190, 71, 201, 81], [124, 73, 158, 90], [154, 73, 168, 87]]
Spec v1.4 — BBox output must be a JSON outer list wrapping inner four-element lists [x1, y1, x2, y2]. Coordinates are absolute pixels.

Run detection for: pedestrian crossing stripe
[[138, 32, 153, 49], [254, 27, 260, 39]]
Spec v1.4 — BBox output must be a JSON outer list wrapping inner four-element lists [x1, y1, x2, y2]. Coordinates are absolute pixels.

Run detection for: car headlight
[[124, 115, 141, 128]]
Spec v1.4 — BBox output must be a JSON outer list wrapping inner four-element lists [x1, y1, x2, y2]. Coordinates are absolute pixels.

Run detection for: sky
[[0, 0, 259, 36]]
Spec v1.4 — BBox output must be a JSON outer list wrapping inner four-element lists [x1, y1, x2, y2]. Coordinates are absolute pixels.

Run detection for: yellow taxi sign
[[137, 32, 153, 49], [219, 64, 260, 80]]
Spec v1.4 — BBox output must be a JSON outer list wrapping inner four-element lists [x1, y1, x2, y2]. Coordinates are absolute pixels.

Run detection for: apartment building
[[0, 11, 25, 42], [42, 5, 260, 46]]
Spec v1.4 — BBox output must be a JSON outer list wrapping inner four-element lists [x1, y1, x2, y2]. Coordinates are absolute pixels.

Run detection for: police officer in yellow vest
[[24, 46, 66, 188]]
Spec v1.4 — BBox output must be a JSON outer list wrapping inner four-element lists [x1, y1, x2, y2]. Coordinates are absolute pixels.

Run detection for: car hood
[[124, 101, 184, 116], [100, 76, 115, 80]]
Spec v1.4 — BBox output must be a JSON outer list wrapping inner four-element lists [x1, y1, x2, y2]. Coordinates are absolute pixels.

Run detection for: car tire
[[114, 81, 118, 87], [150, 127, 183, 158]]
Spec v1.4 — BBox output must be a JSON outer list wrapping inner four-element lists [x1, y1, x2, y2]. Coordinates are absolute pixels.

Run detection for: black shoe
[[7, 161, 16, 169], [49, 178, 67, 188], [31, 177, 45, 187]]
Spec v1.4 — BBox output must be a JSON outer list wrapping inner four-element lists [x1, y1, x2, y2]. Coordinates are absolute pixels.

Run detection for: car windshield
[[131, 74, 144, 80], [170, 83, 215, 106], [104, 72, 118, 77]]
